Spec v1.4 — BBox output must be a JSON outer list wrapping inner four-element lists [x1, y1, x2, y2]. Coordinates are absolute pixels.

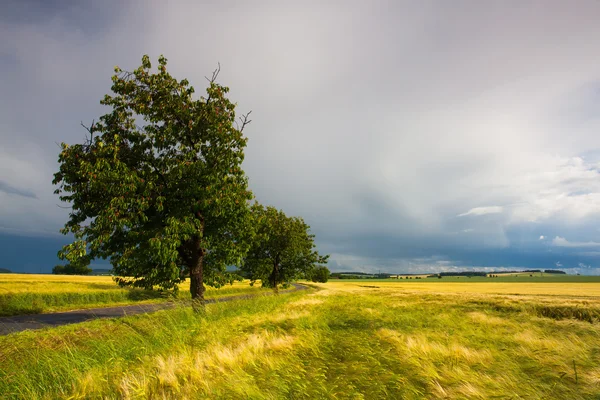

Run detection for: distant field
[[390, 274, 432, 279], [339, 274, 600, 283], [330, 277, 600, 297], [0, 274, 263, 316], [1, 280, 600, 399]]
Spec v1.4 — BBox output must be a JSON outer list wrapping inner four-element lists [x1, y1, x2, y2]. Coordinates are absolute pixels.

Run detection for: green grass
[[0, 274, 264, 316], [1, 283, 600, 399], [0, 290, 311, 399]]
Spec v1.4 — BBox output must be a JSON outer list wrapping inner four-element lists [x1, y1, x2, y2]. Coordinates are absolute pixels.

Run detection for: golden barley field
[[326, 279, 600, 296], [0, 273, 262, 316], [1, 277, 600, 399]]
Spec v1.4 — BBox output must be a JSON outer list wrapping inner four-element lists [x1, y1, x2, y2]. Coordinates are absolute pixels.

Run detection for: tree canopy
[[308, 265, 330, 283], [53, 55, 253, 304], [240, 204, 329, 292], [52, 262, 92, 275]]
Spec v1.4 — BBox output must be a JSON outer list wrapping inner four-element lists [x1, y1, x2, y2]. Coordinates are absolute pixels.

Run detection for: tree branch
[[81, 120, 96, 152], [238, 111, 252, 133], [206, 63, 221, 84]]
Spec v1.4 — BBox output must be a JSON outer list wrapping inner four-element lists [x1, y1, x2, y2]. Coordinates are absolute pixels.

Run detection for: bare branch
[[119, 71, 136, 82], [205, 62, 221, 83], [81, 120, 96, 150], [201, 63, 221, 105], [239, 111, 253, 133]]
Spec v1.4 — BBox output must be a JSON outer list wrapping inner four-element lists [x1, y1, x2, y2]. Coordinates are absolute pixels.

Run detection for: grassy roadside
[[0, 289, 313, 399], [2, 282, 600, 399], [0, 274, 264, 316]]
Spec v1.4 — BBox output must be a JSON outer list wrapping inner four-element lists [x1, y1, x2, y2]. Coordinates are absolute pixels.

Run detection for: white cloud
[[506, 156, 600, 223], [539, 235, 545, 240], [458, 206, 503, 217], [552, 236, 600, 248], [556, 261, 563, 267]]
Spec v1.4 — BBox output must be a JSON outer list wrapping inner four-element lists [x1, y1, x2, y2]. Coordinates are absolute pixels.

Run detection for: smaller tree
[[308, 265, 330, 283], [241, 204, 328, 292], [53, 262, 92, 275]]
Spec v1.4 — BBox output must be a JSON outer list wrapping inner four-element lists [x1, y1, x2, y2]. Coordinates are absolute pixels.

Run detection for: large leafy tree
[[53, 55, 253, 305], [241, 204, 329, 292]]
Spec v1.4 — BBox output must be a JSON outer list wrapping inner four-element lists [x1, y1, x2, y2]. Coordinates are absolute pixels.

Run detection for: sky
[[2, 0, 600, 274]]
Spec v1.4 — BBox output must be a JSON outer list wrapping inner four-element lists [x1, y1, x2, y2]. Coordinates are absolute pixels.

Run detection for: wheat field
[[1, 279, 599, 399], [0, 274, 262, 316]]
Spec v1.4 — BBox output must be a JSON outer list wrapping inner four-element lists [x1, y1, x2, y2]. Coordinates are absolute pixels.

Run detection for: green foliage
[[53, 55, 253, 300], [0, 268, 12, 273], [308, 265, 330, 282], [52, 263, 92, 275], [241, 203, 328, 291]]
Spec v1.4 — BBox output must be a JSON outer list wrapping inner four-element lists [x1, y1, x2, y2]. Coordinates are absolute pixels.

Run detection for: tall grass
[[0, 274, 263, 316], [2, 282, 600, 398]]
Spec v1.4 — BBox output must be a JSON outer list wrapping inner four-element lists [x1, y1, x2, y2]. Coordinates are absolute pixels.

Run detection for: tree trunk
[[189, 236, 205, 310], [271, 261, 280, 294]]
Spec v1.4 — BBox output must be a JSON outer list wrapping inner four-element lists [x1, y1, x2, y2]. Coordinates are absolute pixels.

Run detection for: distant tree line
[[488, 269, 540, 274], [332, 272, 374, 276], [330, 273, 372, 279], [328, 268, 571, 281], [438, 271, 488, 277], [488, 269, 567, 275], [330, 272, 391, 279]]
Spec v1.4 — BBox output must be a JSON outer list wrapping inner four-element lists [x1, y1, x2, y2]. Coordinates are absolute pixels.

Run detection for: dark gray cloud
[[0, 180, 37, 199], [3, 0, 600, 273]]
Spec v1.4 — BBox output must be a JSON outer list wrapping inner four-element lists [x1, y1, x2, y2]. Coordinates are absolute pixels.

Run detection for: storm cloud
[[0, 180, 37, 199], [3, 0, 600, 273]]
